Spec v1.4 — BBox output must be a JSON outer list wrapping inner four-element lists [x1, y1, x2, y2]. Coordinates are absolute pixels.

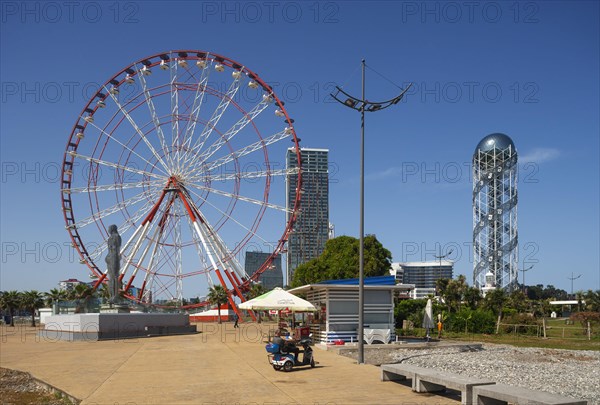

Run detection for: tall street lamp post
[[519, 264, 534, 294], [567, 272, 582, 298], [331, 60, 411, 364], [433, 247, 453, 297]]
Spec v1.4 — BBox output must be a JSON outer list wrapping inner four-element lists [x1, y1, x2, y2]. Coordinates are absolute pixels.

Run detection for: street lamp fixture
[[567, 272, 582, 298], [331, 60, 411, 364]]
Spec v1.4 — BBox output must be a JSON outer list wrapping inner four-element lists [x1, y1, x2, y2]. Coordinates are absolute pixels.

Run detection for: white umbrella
[[238, 287, 317, 312], [422, 299, 434, 338]]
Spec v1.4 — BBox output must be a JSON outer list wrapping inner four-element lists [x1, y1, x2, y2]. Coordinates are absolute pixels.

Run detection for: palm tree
[[0, 290, 21, 327], [207, 285, 228, 324], [248, 283, 266, 299], [463, 286, 482, 310], [575, 291, 584, 312], [508, 289, 529, 314], [20, 291, 44, 327], [247, 283, 266, 323], [584, 290, 600, 312], [97, 283, 110, 303], [443, 275, 467, 312], [45, 288, 67, 314], [72, 283, 94, 313]]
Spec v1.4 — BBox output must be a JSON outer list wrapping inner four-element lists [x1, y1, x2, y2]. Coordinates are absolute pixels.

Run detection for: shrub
[[501, 313, 539, 335], [445, 308, 496, 334], [395, 299, 427, 328], [570, 311, 600, 328]]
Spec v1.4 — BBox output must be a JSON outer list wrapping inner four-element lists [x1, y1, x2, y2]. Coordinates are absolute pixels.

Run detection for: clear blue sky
[[1, 1, 599, 296]]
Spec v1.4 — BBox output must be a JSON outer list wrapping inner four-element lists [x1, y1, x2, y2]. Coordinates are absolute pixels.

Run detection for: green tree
[[532, 298, 552, 318], [207, 285, 228, 324], [541, 285, 568, 300], [0, 290, 21, 327], [72, 283, 94, 313], [507, 290, 529, 314], [526, 284, 544, 300], [483, 288, 507, 334], [443, 275, 467, 313], [248, 283, 266, 299], [584, 290, 600, 312], [45, 288, 67, 309], [246, 283, 266, 323], [394, 299, 427, 328], [436, 278, 450, 298], [575, 291, 585, 312], [291, 235, 392, 287], [20, 290, 44, 327], [463, 286, 482, 310]]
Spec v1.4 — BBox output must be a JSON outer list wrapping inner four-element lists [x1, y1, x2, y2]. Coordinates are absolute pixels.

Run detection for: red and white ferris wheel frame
[[61, 50, 303, 308]]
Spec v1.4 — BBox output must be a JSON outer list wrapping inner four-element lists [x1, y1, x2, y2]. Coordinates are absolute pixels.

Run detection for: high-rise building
[[286, 147, 329, 284], [473, 133, 518, 291], [391, 261, 454, 299], [244, 251, 283, 291]]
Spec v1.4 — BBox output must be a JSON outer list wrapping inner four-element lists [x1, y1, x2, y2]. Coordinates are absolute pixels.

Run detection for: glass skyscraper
[[244, 251, 283, 291], [286, 147, 329, 284]]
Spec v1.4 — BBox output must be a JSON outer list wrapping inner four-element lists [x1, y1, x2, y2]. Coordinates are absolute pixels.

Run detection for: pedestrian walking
[[234, 312, 239, 328]]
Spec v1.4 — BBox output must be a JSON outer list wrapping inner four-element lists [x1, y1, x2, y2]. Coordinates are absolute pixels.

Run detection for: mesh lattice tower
[[473, 133, 518, 291]]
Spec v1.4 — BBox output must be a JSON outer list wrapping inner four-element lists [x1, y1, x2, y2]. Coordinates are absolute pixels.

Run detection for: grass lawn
[[398, 318, 600, 351]]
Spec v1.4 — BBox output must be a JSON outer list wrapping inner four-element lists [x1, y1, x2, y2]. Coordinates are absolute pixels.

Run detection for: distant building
[[58, 278, 85, 292], [286, 147, 329, 283], [391, 261, 453, 299], [244, 251, 283, 290]]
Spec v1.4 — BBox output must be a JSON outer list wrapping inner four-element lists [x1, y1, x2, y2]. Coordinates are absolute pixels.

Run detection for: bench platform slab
[[414, 370, 495, 405], [381, 363, 426, 383], [472, 383, 588, 405], [381, 363, 496, 405]]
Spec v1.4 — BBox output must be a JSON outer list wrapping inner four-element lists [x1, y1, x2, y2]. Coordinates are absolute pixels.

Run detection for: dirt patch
[[0, 368, 77, 405]]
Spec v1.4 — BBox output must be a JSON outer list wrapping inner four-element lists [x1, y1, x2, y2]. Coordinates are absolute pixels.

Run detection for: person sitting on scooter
[[274, 331, 300, 361]]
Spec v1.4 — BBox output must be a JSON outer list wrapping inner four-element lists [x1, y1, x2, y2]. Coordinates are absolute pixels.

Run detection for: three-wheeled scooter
[[266, 335, 315, 372]]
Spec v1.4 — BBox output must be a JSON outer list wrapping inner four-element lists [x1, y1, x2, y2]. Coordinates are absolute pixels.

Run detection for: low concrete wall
[[40, 313, 196, 341]]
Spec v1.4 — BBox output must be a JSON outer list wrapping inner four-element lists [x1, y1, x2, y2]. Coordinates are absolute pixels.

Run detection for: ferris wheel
[[61, 50, 302, 310]]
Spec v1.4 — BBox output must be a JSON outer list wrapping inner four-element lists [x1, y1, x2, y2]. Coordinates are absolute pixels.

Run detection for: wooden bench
[[381, 363, 495, 405], [472, 383, 588, 405]]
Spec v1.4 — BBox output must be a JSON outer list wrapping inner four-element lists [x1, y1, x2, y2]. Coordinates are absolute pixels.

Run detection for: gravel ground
[[389, 344, 600, 404], [0, 368, 77, 405]]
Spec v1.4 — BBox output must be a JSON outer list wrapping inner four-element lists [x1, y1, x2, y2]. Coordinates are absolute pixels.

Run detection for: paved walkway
[[1, 322, 459, 404]]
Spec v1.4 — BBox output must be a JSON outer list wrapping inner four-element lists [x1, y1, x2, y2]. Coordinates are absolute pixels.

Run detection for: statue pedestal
[[100, 304, 130, 314], [40, 313, 197, 341]]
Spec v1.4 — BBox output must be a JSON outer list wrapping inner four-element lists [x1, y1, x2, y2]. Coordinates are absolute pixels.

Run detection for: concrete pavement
[[0, 322, 459, 404]]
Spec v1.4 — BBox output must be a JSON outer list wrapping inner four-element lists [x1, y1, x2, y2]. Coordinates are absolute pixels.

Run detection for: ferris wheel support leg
[[118, 222, 150, 282], [224, 269, 256, 322], [138, 280, 147, 301], [230, 271, 243, 289], [92, 273, 108, 291], [125, 195, 175, 293], [214, 269, 243, 321], [119, 188, 169, 285]]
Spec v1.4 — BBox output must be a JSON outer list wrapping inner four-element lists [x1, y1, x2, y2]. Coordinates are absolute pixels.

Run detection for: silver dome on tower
[[475, 133, 516, 154], [472, 133, 518, 291]]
